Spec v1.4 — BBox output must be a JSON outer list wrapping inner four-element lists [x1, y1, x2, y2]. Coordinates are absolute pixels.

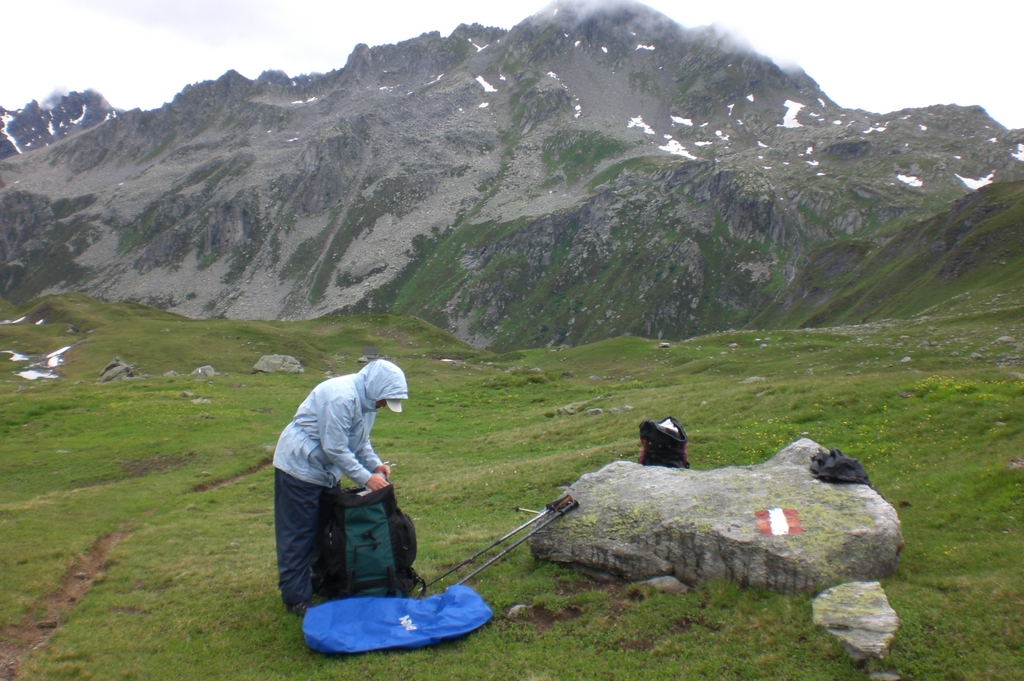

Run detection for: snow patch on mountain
[[627, 116, 655, 135], [955, 172, 994, 190], [781, 100, 804, 128]]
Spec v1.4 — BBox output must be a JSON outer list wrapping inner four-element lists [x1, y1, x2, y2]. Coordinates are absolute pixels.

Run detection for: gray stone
[[813, 581, 900, 661], [584, 408, 604, 417], [995, 336, 1015, 344], [98, 357, 135, 383], [506, 604, 530, 620], [163, 370, 179, 377], [868, 672, 901, 681], [252, 354, 304, 374], [608, 405, 633, 414], [740, 376, 766, 383], [658, 342, 670, 349], [529, 439, 903, 595], [568, 563, 617, 582], [190, 365, 216, 377], [557, 396, 603, 415], [639, 575, 690, 594], [191, 397, 211, 404]]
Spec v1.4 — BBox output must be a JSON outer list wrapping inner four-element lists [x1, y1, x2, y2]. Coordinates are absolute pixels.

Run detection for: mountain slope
[[1, 1, 1023, 350], [752, 180, 1024, 329]]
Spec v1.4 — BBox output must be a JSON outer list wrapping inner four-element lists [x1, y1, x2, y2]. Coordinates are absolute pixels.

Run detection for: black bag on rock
[[809, 448, 871, 485], [638, 417, 689, 469], [311, 484, 424, 599]]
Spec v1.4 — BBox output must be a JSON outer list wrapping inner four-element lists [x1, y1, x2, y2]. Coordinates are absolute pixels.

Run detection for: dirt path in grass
[[191, 456, 273, 493], [0, 529, 129, 680], [0, 457, 274, 678]]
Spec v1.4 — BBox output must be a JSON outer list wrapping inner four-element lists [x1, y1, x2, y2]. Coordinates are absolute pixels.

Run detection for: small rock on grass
[[507, 604, 530, 620], [190, 365, 216, 377], [812, 581, 899, 661], [98, 357, 135, 383], [868, 672, 901, 681], [253, 354, 304, 374], [639, 576, 690, 594]]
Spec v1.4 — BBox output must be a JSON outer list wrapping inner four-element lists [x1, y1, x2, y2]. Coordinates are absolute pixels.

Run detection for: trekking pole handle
[[545, 494, 574, 513]]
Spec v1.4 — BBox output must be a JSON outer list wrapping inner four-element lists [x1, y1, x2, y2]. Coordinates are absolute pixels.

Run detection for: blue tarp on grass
[[303, 585, 493, 654]]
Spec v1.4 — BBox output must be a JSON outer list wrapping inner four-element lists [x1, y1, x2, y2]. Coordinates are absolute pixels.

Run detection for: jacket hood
[[358, 360, 408, 409]]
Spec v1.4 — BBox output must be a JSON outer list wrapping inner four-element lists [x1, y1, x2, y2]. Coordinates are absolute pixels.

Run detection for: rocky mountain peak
[[0, 90, 117, 161]]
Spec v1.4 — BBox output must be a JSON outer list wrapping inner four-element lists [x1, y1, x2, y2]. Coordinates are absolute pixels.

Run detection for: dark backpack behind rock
[[311, 484, 423, 599], [810, 448, 871, 484], [639, 417, 689, 469]]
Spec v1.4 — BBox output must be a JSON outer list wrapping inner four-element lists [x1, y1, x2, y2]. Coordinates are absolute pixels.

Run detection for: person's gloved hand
[[365, 473, 390, 490]]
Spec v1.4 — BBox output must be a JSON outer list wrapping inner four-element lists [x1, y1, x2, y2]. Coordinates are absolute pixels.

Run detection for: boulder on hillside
[[190, 365, 216, 378], [252, 354, 304, 374], [529, 439, 903, 595], [98, 357, 135, 383]]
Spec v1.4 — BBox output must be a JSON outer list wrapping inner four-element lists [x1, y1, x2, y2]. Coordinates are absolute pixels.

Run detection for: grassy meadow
[[0, 291, 1022, 680]]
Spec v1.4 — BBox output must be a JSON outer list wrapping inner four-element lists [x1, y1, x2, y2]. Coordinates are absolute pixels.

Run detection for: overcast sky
[[3, 0, 1022, 129]]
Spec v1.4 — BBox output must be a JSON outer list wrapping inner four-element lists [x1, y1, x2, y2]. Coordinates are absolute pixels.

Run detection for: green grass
[[1, 293, 1022, 679]]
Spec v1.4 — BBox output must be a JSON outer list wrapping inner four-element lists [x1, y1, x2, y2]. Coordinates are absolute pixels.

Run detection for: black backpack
[[311, 484, 424, 599], [809, 448, 871, 485], [639, 417, 689, 469]]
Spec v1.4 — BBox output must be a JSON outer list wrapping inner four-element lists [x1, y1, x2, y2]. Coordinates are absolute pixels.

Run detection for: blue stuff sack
[[303, 585, 493, 654]]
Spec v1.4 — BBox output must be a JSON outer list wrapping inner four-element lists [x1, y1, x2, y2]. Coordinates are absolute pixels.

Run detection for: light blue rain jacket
[[273, 360, 408, 487]]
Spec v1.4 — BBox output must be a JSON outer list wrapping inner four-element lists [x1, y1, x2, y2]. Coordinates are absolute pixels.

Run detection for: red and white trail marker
[[755, 508, 804, 536]]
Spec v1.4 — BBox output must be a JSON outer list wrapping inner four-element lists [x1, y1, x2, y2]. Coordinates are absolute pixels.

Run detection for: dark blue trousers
[[274, 468, 337, 607]]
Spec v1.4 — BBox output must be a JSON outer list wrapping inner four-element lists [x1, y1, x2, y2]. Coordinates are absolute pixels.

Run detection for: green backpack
[[311, 484, 423, 598]]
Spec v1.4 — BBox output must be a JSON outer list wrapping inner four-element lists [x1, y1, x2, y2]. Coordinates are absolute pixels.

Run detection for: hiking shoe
[[287, 600, 313, 617]]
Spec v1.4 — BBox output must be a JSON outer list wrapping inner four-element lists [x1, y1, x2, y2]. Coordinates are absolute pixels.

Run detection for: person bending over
[[272, 359, 407, 616]]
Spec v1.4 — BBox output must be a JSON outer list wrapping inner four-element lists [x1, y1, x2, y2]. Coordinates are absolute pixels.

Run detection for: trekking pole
[[422, 500, 562, 590], [455, 495, 578, 586]]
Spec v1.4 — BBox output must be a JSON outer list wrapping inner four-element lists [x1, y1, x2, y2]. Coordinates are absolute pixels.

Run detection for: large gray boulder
[[252, 354, 304, 374], [813, 581, 900, 660], [529, 439, 902, 595]]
